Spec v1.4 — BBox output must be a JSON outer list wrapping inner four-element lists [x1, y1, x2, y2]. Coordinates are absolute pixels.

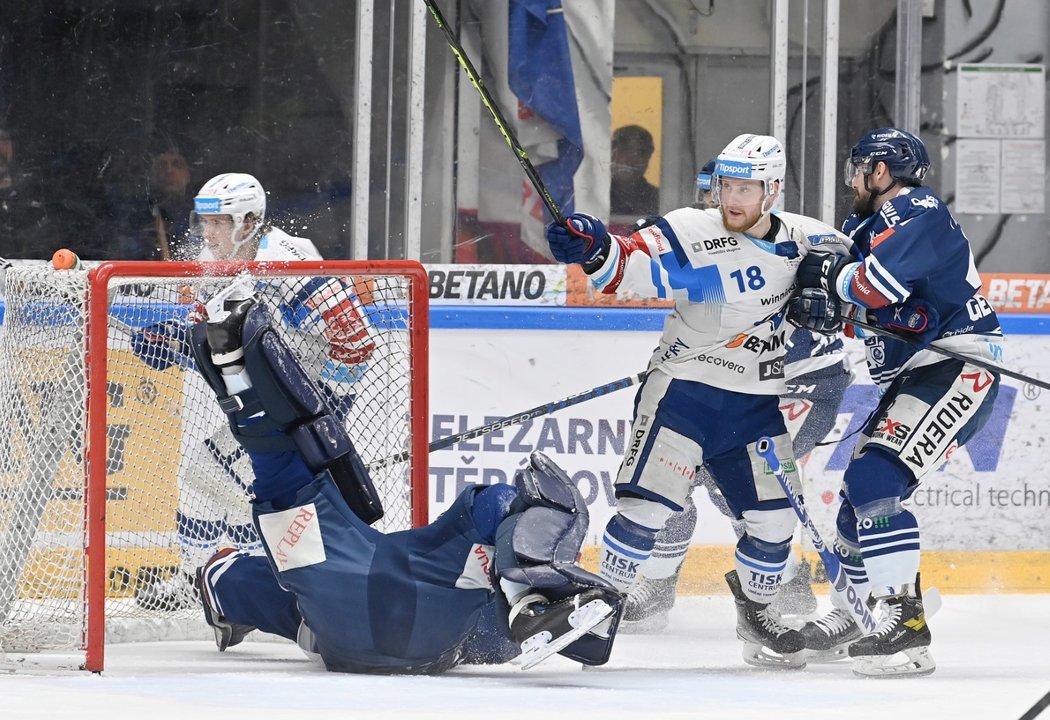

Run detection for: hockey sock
[[734, 534, 791, 604], [856, 502, 920, 598], [600, 514, 660, 593], [643, 496, 696, 581]]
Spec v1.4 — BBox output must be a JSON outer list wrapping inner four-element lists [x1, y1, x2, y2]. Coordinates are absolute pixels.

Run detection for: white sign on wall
[[431, 327, 1049, 551]]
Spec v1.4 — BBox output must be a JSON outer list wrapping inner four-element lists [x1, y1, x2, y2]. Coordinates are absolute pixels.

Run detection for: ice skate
[[196, 547, 256, 651], [620, 574, 678, 634], [848, 578, 935, 678], [510, 588, 617, 670], [770, 557, 818, 616], [134, 569, 198, 612], [725, 570, 806, 669], [800, 606, 864, 662]]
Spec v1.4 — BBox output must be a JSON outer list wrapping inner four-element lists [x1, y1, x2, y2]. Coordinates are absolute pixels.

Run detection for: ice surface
[[2, 593, 1047, 720]]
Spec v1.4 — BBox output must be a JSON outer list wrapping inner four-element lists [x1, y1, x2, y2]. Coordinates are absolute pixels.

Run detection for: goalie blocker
[[188, 284, 384, 524]]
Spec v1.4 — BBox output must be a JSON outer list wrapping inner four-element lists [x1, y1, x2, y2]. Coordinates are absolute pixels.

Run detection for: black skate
[[848, 578, 935, 678], [800, 606, 864, 663], [621, 574, 678, 634], [770, 558, 818, 616], [510, 588, 617, 670], [725, 570, 806, 669], [196, 548, 256, 651]]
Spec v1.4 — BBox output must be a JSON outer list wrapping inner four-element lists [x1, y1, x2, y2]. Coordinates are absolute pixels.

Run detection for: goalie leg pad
[[189, 305, 383, 524], [493, 450, 590, 577]]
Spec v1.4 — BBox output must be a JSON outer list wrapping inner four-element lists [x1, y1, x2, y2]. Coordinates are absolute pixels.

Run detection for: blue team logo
[[715, 160, 752, 178], [194, 197, 222, 213]]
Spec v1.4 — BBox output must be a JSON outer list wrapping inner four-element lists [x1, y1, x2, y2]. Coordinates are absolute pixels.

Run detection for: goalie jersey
[[584, 208, 850, 395]]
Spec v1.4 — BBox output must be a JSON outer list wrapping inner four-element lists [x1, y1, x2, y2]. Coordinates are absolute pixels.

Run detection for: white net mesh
[[0, 262, 425, 666]]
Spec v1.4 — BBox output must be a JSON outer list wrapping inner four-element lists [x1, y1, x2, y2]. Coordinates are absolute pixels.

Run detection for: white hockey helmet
[[711, 133, 786, 203], [190, 173, 267, 257]]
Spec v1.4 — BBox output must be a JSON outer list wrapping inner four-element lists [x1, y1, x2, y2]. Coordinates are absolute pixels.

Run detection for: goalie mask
[[190, 173, 267, 260], [711, 134, 785, 229]]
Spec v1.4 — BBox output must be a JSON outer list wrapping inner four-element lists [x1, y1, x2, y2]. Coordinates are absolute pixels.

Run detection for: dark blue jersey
[[840, 186, 1003, 388]]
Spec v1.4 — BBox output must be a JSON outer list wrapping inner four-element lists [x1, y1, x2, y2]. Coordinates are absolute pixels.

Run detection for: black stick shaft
[[848, 317, 1050, 391], [369, 371, 646, 471], [422, 0, 564, 224]]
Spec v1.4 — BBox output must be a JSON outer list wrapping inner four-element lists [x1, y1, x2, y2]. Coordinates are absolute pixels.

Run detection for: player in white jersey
[[621, 171, 852, 631], [545, 133, 850, 668], [132, 173, 376, 610]]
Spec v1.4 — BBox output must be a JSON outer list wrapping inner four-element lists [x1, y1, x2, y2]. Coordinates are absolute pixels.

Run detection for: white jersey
[[586, 208, 850, 395], [198, 225, 322, 262]]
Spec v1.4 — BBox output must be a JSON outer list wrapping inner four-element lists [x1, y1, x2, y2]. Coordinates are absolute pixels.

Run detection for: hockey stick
[[368, 371, 648, 471], [846, 316, 1050, 391], [755, 436, 942, 632], [755, 436, 879, 635], [1020, 688, 1050, 720], [422, 0, 564, 224]]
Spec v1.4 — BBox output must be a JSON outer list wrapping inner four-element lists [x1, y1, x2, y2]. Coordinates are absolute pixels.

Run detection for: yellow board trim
[[582, 545, 1050, 594]]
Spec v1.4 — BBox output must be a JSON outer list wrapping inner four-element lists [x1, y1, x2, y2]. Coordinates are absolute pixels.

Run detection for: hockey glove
[[131, 320, 193, 371], [545, 212, 609, 265], [786, 287, 843, 335], [868, 300, 940, 350], [797, 250, 852, 293], [298, 278, 377, 378]]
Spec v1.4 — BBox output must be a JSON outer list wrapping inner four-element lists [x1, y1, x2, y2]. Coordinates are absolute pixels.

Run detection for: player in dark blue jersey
[[787, 128, 1004, 677], [183, 279, 624, 675]]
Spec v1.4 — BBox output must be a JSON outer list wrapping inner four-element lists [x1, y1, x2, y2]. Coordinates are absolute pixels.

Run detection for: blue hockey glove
[[786, 287, 843, 335], [869, 300, 940, 349], [131, 320, 193, 371], [545, 213, 609, 265], [797, 250, 852, 293]]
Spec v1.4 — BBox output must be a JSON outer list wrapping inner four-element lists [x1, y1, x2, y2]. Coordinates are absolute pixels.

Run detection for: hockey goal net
[[0, 260, 428, 671]]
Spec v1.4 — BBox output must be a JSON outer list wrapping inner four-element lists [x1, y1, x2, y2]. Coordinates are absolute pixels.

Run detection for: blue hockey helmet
[[844, 128, 930, 187], [693, 158, 717, 206]]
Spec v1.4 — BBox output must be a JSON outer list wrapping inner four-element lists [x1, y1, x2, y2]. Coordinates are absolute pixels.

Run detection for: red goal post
[[0, 260, 429, 672]]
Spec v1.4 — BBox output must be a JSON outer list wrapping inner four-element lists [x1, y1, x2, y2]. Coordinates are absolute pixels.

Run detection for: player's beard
[[720, 204, 762, 233], [851, 187, 877, 218]]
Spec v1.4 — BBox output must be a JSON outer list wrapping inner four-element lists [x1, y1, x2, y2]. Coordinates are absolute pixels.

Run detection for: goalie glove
[[131, 319, 194, 371]]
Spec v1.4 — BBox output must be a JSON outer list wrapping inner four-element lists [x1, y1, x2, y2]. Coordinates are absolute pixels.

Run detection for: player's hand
[[869, 300, 940, 348], [797, 250, 851, 293], [313, 297, 376, 366], [545, 212, 608, 265], [785, 287, 843, 335], [131, 320, 192, 371]]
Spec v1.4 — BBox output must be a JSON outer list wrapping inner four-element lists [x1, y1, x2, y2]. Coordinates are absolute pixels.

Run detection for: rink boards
[[431, 304, 1050, 594]]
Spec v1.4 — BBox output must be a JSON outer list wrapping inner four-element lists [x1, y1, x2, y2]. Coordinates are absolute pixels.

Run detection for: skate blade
[[803, 646, 851, 664], [851, 646, 936, 678], [740, 639, 807, 670], [518, 599, 614, 671]]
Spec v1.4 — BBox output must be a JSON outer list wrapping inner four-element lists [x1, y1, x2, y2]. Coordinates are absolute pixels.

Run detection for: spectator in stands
[[610, 125, 659, 217], [116, 145, 198, 260]]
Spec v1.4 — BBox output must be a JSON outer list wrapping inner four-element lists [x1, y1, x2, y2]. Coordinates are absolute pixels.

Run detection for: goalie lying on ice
[[187, 279, 624, 674]]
